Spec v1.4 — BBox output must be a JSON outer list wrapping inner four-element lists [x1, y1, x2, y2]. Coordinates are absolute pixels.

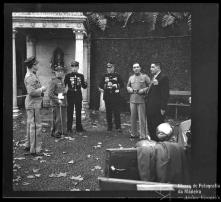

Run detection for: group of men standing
[[23, 56, 87, 156], [23, 56, 169, 156], [99, 61, 169, 142]]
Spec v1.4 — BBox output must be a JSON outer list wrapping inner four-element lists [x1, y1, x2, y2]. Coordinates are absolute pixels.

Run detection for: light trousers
[[25, 108, 42, 153], [130, 103, 148, 139]]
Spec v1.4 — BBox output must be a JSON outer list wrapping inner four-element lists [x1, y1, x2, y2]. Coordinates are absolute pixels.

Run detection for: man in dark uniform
[[145, 62, 169, 141], [24, 56, 47, 156], [64, 60, 87, 134], [99, 62, 124, 132], [48, 65, 67, 138]]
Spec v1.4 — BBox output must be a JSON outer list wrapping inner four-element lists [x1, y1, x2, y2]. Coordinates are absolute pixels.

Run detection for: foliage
[[84, 12, 191, 36]]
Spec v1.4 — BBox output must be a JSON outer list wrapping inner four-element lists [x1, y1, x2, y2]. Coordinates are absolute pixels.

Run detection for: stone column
[[26, 35, 36, 58], [83, 36, 90, 109], [13, 28, 19, 116], [74, 31, 84, 74], [73, 29, 87, 118]]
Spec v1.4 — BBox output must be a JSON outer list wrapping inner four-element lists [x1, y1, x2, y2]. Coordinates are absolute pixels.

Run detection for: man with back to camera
[[23, 56, 47, 156], [64, 60, 87, 134], [145, 62, 169, 141], [99, 62, 124, 133]]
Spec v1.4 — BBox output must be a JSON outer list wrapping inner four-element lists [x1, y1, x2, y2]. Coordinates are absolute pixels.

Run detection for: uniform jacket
[[145, 72, 169, 113], [99, 72, 124, 101], [64, 72, 87, 102], [127, 73, 150, 104], [24, 71, 43, 109], [48, 76, 67, 107]]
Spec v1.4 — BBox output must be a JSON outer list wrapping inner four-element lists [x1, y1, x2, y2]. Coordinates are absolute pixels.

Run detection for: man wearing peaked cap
[[64, 60, 87, 134], [48, 64, 67, 138], [24, 56, 39, 68], [23, 56, 46, 156], [70, 60, 79, 67], [99, 61, 124, 133]]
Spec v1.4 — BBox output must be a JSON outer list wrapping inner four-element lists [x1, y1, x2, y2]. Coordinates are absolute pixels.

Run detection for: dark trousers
[[67, 100, 83, 131], [146, 110, 164, 141], [105, 100, 121, 130]]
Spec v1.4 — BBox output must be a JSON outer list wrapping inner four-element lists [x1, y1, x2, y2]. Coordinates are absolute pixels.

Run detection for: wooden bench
[[168, 90, 191, 119]]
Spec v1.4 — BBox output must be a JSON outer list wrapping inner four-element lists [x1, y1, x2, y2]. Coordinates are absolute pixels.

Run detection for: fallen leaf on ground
[[57, 172, 67, 177], [13, 176, 21, 182], [14, 157, 26, 160], [49, 173, 56, 177], [34, 174, 41, 178], [64, 137, 75, 141], [13, 164, 21, 169], [22, 182, 30, 185], [49, 172, 67, 178], [33, 168, 40, 173], [70, 175, 83, 181], [68, 160, 74, 164], [33, 156, 43, 160], [70, 188, 80, 191], [27, 175, 35, 179], [43, 153, 51, 157]]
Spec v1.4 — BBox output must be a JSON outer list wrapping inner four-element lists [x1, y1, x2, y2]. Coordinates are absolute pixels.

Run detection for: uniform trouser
[[146, 109, 164, 141], [130, 103, 147, 139], [67, 101, 83, 131], [104, 100, 121, 130], [51, 106, 67, 135], [25, 108, 42, 153]]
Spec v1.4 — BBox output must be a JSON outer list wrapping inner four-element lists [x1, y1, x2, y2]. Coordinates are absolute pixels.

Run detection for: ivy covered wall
[[90, 35, 191, 110]]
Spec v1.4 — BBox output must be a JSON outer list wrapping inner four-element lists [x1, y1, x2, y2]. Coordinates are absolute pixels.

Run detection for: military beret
[[71, 60, 79, 67], [24, 56, 38, 67]]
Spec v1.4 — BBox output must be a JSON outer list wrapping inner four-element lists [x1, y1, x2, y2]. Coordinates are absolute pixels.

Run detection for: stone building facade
[[12, 12, 91, 114]]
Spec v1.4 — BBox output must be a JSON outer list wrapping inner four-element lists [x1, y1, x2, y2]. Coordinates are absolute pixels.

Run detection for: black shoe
[[31, 152, 44, 157], [76, 128, 86, 133], [51, 132, 61, 138], [116, 128, 122, 133], [23, 147, 30, 152], [107, 128, 112, 132]]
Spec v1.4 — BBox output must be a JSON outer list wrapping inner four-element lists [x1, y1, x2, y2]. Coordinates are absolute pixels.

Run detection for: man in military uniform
[[127, 62, 150, 140], [48, 65, 67, 138], [24, 56, 47, 156], [64, 60, 87, 134], [99, 62, 124, 132]]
